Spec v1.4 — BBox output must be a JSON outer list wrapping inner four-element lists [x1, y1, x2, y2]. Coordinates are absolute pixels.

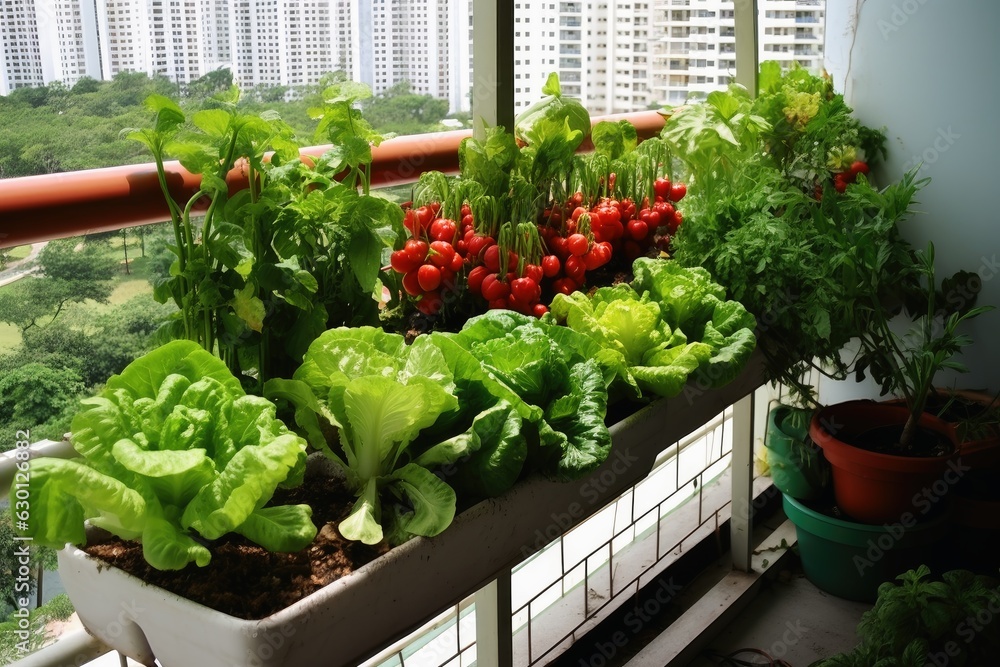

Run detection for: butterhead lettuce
[[13, 340, 315, 570]]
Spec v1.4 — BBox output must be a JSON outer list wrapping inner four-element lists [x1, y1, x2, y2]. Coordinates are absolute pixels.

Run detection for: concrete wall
[[820, 0, 1000, 403]]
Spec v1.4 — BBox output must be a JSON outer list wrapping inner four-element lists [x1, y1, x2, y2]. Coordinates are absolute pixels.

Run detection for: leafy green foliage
[[815, 566, 1000, 667], [0, 240, 118, 333], [12, 340, 315, 570], [132, 84, 404, 389], [514, 73, 591, 151], [266, 327, 525, 545], [0, 363, 84, 440], [665, 64, 924, 404], [362, 81, 450, 136], [452, 311, 613, 481], [550, 261, 756, 399]]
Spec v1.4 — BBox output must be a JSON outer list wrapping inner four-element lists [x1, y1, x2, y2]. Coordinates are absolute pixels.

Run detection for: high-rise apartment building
[[230, 0, 341, 90], [1, 0, 46, 94], [2, 0, 825, 119], [338, 0, 470, 113], [508, 1, 823, 114]]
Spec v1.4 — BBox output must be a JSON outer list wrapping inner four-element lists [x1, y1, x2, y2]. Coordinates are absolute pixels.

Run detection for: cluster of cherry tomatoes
[[815, 160, 870, 199], [389, 175, 688, 318]]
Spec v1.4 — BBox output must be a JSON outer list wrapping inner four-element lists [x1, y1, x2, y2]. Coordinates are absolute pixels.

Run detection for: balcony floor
[[683, 563, 869, 667]]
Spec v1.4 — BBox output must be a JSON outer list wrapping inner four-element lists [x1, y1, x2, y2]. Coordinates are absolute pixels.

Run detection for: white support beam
[[730, 393, 756, 572], [734, 0, 760, 95], [471, 0, 515, 139], [474, 571, 513, 667]]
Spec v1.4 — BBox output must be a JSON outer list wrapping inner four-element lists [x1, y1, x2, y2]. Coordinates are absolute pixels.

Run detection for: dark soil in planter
[[85, 474, 389, 620], [848, 424, 953, 458]]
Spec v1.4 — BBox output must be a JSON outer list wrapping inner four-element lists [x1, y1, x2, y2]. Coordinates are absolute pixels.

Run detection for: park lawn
[[6, 245, 31, 261], [0, 323, 20, 355]]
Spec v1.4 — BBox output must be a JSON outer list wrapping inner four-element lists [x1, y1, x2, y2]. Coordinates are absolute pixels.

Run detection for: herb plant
[[130, 83, 403, 389], [814, 566, 1000, 667], [665, 64, 897, 402]]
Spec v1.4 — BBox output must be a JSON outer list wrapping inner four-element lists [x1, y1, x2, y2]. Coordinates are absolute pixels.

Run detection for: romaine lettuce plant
[[265, 327, 526, 545], [13, 340, 315, 570]]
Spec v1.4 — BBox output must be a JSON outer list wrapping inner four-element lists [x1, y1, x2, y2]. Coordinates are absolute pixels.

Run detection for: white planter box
[[58, 354, 765, 667]]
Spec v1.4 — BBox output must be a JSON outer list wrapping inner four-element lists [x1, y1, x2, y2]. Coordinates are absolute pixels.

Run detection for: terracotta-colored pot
[[884, 389, 1000, 465], [810, 400, 959, 525]]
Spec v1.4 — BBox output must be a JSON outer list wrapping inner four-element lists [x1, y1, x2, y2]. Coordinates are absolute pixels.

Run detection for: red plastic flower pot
[[810, 400, 960, 525]]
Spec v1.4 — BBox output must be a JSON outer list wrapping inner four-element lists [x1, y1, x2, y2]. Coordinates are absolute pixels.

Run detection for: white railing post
[[471, 0, 515, 139], [730, 393, 755, 572], [734, 0, 760, 95], [474, 570, 513, 667]]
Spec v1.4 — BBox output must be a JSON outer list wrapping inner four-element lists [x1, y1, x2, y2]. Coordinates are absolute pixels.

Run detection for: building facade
[[2, 0, 825, 117]]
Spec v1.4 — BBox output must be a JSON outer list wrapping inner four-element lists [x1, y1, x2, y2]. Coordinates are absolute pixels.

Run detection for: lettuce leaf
[[13, 340, 314, 570], [452, 310, 613, 480], [551, 264, 757, 398], [267, 326, 526, 544]]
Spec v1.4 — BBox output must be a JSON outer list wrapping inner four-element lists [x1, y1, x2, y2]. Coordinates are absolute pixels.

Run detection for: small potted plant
[[810, 565, 1000, 666], [809, 226, 993, 524]]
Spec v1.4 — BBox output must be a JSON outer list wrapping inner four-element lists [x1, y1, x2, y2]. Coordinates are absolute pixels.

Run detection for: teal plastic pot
[[765, 405, 829, 500], [782, 493, 948, 602]]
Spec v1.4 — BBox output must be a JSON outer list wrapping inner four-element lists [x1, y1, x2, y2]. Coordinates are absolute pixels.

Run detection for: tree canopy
[[0, 71, 459, 179]]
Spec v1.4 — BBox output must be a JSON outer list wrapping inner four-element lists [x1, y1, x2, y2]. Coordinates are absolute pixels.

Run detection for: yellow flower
[[783, 91, 821, 129]]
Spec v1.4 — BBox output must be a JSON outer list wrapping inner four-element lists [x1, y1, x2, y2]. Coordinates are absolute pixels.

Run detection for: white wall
[[822, 0, 1000, 400]]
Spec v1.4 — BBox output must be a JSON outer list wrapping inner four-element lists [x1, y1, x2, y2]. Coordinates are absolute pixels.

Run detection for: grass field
[[6, 245, 31, 262], [0, 323, 20, 353]]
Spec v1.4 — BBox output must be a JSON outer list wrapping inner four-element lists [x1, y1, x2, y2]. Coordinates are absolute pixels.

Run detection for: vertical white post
[[733, 0, 759, 95], [475, 570, 513, 667], [471, 0, 515, 140], [730, 393, 755, 572]]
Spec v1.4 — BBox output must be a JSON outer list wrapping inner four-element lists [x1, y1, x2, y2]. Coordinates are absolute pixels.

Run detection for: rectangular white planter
[[58, 353, 765, 667]]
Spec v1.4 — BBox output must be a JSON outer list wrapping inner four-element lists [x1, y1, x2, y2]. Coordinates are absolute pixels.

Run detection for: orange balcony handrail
[[0, 111, 665, 249]]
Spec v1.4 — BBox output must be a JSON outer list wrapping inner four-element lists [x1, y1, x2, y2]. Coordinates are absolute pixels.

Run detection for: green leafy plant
[[814, 566, 1000, 667], [266, 327, 525, 545], [665, 64, 953, 414], [12, 340, 315, 570], [128, 85, 404, 388], [451, 310, 614, 481], [548, 259, 756, 399]]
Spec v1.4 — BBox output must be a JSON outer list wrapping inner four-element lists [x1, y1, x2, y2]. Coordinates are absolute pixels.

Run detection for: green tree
[[363, 81, 449, 134], [0, 362, 84, 433], [0, 240, 117, 332], [185, 68, 234, 100], [71, 76, 101, 95]]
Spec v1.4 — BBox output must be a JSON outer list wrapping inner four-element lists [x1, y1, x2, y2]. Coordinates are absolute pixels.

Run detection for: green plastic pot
[[764, 405, 829, 500], [782, 493, 949, 602]]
